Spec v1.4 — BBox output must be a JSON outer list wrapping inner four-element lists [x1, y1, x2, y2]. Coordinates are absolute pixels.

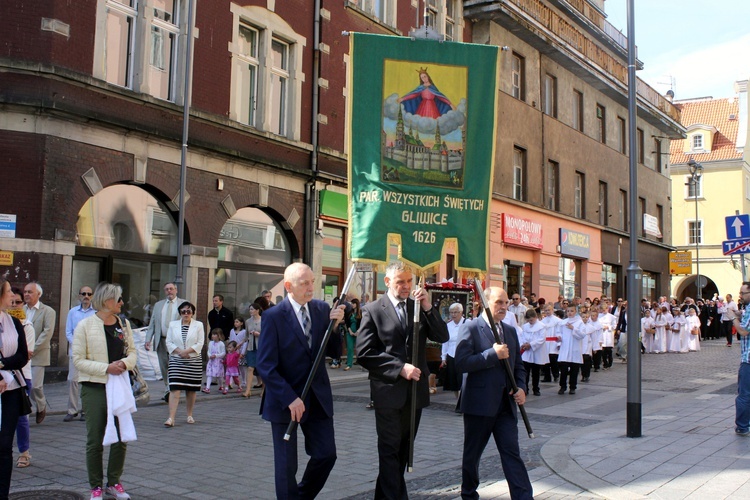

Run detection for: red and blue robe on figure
[[400, 84, 453, 119]]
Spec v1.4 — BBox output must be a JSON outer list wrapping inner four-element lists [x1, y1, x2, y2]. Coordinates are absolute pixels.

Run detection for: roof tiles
[[670, 97, 742, 164]]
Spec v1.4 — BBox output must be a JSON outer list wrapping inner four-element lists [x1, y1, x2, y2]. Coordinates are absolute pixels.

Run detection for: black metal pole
[[407, 276, 422, 472], [474, 280, 534, 439], [283, 265, 357, 440], [625, 0, 642, 438]]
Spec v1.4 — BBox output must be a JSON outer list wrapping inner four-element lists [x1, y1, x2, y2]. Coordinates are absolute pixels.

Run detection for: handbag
[[691, 327, 701, 336], [11, 371, 32, 416], [117, 316, 150, 407], [129, 366, 150, 407]]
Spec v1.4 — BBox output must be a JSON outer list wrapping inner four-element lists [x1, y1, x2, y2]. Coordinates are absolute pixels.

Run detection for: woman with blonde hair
[[72, 282, 137, 500]]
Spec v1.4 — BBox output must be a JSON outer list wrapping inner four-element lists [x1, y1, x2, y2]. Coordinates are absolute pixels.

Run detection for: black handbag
[[11, 371, 32, 416]]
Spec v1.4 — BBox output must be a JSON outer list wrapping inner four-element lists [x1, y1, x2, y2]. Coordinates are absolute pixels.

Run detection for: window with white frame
[[513, 147, 525, 201], [229, 5, 306, 141], [425, 0, 461, 40], [685, 174, 703, 198], [103, 0, 138, 88], [269, 39, 289, 136], [149, 0, 181, 101], [95, 0, 187, 102], [692, 134, 704, 150], [687, 220, 703, 245], [351, 0, 395, 27]]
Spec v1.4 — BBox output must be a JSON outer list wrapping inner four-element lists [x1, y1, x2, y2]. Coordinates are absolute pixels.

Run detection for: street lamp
[[687, 159, 704, 300]]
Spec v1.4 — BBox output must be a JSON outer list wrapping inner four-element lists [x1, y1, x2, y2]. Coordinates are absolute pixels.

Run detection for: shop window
[[215, 208, 291, 316], [559, 257, 581, 299], [74, 185, 179, 328], [601, 264, 617, 300]]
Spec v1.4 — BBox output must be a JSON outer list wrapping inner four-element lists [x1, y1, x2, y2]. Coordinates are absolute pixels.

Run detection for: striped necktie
[[301, 306, 312, 348]]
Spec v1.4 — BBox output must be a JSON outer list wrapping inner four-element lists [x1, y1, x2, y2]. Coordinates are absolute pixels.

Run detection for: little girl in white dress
[[203, 329, 226, 393]]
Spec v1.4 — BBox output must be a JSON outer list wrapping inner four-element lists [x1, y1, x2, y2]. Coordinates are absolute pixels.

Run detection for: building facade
[[669, 82, 750, 301], [0, 0, 681, 368]]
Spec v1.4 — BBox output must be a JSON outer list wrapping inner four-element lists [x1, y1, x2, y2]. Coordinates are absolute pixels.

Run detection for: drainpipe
[[305, 0, 322, 265]]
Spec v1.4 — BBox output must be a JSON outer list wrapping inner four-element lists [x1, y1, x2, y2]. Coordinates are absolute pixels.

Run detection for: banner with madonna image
[[347, 33, 498, 274]]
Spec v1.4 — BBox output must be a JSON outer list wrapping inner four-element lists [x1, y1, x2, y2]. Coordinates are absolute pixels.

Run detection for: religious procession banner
[[347, 32, 499, 274]]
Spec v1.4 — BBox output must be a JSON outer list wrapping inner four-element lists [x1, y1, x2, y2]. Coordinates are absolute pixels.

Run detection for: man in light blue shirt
[[64, 286, 95, 422], [733, 282, 750, 436]]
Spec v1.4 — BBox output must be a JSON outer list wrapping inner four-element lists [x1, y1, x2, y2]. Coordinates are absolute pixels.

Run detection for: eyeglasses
[[11, 300, 23, 306], [117, 297, 124, 303], [80, 292, 93, 297], [617, 300, 623, 303], [512, 297, 520, 301], [180, 309, 193, 315]]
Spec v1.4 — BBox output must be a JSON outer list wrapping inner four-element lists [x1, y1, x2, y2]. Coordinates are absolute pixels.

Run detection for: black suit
[[356, 295, 449, 500], [454, 316, 532, 500]]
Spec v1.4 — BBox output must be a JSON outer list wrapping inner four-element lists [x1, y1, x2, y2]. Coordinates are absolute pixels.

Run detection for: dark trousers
[[602, 347, 613, 368], [558, 362, 580, 391], [724, 320, 734, 345], [581, 354, 592, 379], [542, 354, 559, 381], [270, 395, 336, 500], [523, 362, 540, 394], [81, 383, 127, 489], [0, 389, 22, 500], [374, 404, 422, 500], [592, 350, 602, 370], [461, 406, 533, 500]]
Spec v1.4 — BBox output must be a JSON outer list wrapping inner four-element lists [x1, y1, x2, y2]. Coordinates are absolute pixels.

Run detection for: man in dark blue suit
[[256, 263, 345, 499], [356, 261, 449, 499], [455, 286, 533, 500]]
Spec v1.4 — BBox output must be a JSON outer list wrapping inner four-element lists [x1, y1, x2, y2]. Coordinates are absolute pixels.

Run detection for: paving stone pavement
[[9, 339, 748, 499]]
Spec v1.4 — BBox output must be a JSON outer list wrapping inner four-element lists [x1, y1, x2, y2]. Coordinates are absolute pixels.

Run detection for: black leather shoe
[[557, 388, 565, 395], [569, 389, 576, 395]]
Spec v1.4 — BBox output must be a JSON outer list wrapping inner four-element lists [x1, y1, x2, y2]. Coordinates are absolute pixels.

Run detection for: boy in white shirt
[[557, 306, 588, 395]]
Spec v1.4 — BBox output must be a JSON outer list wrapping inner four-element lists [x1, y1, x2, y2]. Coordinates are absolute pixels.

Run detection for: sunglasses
[[180, 309, 193, 315], [117, 297, 124, 303], [80, 292, 93, 297], [11, 300, 23, 306]]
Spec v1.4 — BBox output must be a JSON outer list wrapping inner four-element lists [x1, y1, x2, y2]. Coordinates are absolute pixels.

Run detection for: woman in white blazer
[[164, 301, 204, 427]]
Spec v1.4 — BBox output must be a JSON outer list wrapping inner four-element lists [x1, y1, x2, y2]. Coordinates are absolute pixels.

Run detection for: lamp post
[[687, 159, 704, 300]]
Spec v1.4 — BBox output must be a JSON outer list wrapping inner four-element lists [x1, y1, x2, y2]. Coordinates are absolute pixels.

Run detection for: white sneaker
[[105, 483, 131, 499]]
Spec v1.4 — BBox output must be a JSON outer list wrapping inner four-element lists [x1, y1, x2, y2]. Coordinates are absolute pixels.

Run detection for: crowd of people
[[4, 266, 746, 500]]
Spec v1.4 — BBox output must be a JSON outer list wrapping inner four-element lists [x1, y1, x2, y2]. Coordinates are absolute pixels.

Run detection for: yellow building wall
[[670, 165, 747, 299]]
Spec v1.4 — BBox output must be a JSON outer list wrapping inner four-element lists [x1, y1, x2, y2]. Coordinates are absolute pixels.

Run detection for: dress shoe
[[63, 413, 79, 422], [35, 409, 46, 424], [569, 389, 576, 395], [557, 388, 566, 395], [533, 390, 541, 396]]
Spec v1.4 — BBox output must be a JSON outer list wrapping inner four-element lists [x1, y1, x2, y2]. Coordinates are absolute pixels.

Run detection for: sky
[[604, 0, 750, 100]]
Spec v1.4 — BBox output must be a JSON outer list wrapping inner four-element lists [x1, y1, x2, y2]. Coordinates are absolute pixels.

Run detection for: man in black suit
[[454, 286, 533, 500], [356, 261, 449, 499], [256, 263, 345, 499]]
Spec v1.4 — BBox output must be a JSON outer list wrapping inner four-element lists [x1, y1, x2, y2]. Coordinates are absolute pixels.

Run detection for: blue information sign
[[725, 214, 750, 240]]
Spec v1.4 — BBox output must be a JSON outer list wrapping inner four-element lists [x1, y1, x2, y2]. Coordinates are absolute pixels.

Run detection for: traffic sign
[[725, 214, 750, 240], [723, 238, 750, 255]]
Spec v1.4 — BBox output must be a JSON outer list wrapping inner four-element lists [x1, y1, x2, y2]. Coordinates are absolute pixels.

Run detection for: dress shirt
[[442, 319, 464, 360], [66, 304, 96, 345], [24, 301, 40, 323], [288, 296, 309, 332]]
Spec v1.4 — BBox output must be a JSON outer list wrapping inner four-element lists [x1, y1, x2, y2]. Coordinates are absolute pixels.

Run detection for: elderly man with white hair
[[23, 281, 57, 424], [441, 302, 466, 398]]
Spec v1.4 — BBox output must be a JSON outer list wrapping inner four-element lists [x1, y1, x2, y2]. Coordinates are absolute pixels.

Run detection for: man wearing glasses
[[508, 294, 528, 326], [732, 283, 750, 436], [64, 286, 95, 422]]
